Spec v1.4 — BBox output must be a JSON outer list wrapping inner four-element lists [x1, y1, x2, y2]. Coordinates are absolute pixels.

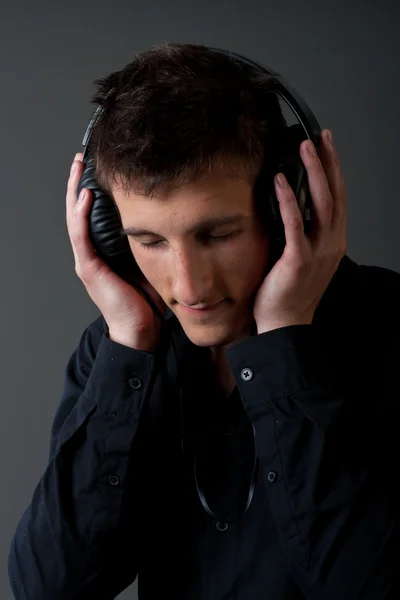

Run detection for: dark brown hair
[[88, 42, 287, 199]]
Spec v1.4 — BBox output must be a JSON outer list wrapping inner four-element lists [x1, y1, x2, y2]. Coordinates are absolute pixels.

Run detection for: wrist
[[256, 317, 313, 334], [108, 327, 161, 352]]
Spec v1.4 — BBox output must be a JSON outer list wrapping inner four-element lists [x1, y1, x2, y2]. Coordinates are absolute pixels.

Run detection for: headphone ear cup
[[76, 156, 145, 287], [260, 124, 314, 267], [282, 123, 313, 235]]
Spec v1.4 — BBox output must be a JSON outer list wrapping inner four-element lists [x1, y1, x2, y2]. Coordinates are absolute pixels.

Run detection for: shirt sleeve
[[225, 322, 399, 600], [8, 316, 166, 600]]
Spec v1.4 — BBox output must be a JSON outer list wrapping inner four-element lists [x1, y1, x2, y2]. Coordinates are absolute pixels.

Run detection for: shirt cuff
[[225, 324, 339, 409], [85, 332, 159, 418]]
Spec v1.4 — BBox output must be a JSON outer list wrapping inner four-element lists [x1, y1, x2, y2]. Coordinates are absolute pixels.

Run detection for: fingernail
[[306, 141, 317, 156], [326, 130, 333, 145], [276, 174, 287, 187], [78, 189, 86, 201], [70, 161, 78, 175]]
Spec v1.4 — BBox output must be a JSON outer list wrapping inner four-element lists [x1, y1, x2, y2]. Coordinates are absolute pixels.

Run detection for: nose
[[171, 247, 214, 306]]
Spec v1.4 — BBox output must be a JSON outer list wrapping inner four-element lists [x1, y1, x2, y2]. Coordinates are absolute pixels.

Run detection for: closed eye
[[137, 231, 239, 250]]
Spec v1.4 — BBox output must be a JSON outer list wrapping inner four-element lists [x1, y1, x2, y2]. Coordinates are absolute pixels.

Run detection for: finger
[[66, 158, 85, 262], [65, 157, 99, 269], [66, 155, 84, 224], [69, 189, 101, 273], [275, 174, 307, 254], [319, 130, 347, 229], [300, 137, 333, 231]]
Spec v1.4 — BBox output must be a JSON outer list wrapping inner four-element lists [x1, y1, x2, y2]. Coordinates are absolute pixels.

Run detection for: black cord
[[138, 286, 259, 522], [193, 426, 259, 523]]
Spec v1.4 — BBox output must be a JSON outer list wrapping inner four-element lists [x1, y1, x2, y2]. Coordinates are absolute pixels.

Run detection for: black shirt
[[8, 255, 400, 599]]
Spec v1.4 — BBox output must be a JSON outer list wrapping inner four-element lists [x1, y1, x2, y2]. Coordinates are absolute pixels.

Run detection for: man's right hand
[[66, 153, 168, 350]]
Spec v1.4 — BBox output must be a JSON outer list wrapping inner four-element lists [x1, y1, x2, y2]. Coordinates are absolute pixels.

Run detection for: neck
[[209, 315, 256, 361]]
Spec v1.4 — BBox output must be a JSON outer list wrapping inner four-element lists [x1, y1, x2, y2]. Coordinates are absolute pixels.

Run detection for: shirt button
[[216, 521, 229, 532], [267, 471, 277, 483], [108, 475, 120, 486], [129, 377, 142, 389], [240, 368, 253, 382]]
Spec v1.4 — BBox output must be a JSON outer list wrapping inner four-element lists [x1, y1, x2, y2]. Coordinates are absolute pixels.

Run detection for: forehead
[[113, 178, 256, 238], [112, 174, 255, 215]]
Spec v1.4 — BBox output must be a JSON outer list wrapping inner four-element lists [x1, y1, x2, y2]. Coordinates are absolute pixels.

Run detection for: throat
[[218, 375, 236, 400], [209, 351, 236, 399]]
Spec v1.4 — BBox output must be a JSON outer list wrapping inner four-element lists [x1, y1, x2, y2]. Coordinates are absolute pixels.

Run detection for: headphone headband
[[81, 45, 321, 159], [206, 46, 320, 146]]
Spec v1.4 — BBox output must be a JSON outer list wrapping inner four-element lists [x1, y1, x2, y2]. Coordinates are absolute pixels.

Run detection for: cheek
[[228, 236, 270, 286], [129, 244, 158, 280], [129, 246, 169, 294]]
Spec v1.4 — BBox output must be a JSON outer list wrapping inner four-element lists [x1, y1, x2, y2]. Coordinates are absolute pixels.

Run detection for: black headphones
[[77, 46, 322, 523]]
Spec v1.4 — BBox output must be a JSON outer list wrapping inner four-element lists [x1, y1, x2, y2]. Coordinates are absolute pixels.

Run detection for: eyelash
[[137, 232, 237, 250]]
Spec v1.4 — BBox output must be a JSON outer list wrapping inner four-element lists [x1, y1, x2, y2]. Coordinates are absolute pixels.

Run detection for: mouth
[[179, 300, 225, 315]]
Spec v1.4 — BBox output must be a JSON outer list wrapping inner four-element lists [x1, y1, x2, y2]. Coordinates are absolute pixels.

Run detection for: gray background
[[2, 0, 399, 598]]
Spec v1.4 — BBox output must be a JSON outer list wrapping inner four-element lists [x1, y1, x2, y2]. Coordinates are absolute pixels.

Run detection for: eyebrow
[[120, 214, 246, 237]]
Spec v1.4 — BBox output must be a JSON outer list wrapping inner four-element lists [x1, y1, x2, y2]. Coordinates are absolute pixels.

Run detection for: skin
[[110, 171, 270, 392]]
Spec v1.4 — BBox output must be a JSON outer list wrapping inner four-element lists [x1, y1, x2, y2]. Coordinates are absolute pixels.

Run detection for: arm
[[226, 322, 399, 600], [8, 316, 166, 600]]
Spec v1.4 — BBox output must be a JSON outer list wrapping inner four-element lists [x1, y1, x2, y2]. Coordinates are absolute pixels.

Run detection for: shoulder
[[316, 254, 400, 334], [355, 257, 400, 322], [335, 253, 400, 291], [357, 259, 400, 294]]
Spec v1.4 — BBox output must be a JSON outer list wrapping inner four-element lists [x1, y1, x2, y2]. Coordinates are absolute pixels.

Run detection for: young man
[[8, 42, 399, 599]]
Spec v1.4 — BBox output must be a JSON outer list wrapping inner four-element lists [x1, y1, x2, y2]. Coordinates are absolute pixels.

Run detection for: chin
[[177, 312, 253, 349], [183, 326, 236, 348]]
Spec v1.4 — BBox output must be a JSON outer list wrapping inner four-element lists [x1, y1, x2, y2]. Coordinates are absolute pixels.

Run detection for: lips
[[197, 302, 222, 309], [179, 300, 225, 314]]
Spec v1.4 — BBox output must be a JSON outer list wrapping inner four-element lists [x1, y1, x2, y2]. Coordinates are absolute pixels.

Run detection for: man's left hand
[[253, 128, 347, 335]]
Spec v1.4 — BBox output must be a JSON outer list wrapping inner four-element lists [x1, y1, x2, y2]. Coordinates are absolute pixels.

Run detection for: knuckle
[[68, 163, 82, 189], [75, 262, 91, 283], [289, 215, 304, 230], [75, 258, 103, 284], [289, 255, 307, 272], [66, 183, 78, 204], [296, 255, 309, 269], [74, 263, 85, 280], [67, 165, 78, 186]]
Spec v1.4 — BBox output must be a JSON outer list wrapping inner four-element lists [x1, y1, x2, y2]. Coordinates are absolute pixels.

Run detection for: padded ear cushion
[[76, 155, 146, 288]]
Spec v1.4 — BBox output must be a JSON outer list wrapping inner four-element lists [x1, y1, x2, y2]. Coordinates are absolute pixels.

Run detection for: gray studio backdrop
[[1, 0, 399, 598]]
